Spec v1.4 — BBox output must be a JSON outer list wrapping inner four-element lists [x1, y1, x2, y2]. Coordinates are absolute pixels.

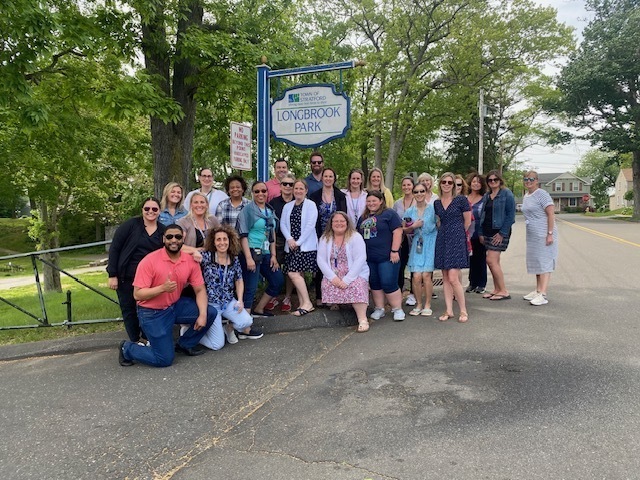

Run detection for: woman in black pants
[[107, 197, 165, 343]]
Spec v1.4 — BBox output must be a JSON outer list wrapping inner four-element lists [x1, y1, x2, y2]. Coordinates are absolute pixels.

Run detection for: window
[[555, 182, 562, 191], [572, 182, 580, 191], [569, 198, 577, 207]]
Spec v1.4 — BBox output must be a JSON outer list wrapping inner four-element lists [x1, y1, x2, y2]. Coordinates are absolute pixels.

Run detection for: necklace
[[403, 196, 415, 211], [349, 192, 361, 223]]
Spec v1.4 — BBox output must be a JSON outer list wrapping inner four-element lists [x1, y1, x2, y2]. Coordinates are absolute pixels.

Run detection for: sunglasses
[[253, 189, 267, 194], [413, 189, 426, 194], [311, 161, 323, 165], [165, 234, 183, 240], [143, 206, 159, 212], [456, 183, 463, 187], [281, 182, 294, 187], [487, 178, 500, 183], [441, 180, 454, 185], [523, 177, 537, 182]]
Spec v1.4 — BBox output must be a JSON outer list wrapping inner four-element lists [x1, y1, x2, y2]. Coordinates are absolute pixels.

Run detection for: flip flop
[[458, 312, 469, 323], [482, 292, 497, 299], [489, 294, 511, 301], [439, 312, 454, 322], [292, 307, 315, 317]]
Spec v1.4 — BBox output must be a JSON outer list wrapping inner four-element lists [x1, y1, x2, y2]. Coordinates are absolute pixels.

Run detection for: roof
[[620, 168, 633, 182], [537, 172, 591, 186]]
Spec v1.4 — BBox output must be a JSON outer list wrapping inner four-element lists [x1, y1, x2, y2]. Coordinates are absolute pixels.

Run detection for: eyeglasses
[[523, 177, 537, 182], [311, 161, 323, 165], [253, 189, 267, 194], [456, 183, 463, 187], [281, 182, 294, 187], [165, 234, 183, 240], [441, 180, 454, 185], [487, 178, 499, 183], [200, 174, 213, 178], [143, 206, 159, 212], [413, 189, 426, 194]]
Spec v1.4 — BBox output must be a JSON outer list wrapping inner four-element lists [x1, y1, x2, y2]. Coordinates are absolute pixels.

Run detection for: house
[[537, 172, 592, 212], [609, 168, 633, 211]]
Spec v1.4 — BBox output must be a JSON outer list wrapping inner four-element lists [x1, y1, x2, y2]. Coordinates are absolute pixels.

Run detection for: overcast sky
[[516, 0, 594, 174]]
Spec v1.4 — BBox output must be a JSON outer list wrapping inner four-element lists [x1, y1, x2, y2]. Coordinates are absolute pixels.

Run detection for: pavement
[[1, 215, 640, 479]]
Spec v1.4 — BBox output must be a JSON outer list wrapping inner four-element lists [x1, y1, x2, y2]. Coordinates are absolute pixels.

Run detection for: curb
[[0, 307, 358, 362]]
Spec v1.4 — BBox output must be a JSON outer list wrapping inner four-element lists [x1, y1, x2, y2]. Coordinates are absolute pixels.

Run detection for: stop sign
[[582, 194, 590, 202]]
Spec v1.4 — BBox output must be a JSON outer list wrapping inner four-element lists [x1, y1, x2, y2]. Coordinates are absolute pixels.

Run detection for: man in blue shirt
[[304, 152, 324, 197]]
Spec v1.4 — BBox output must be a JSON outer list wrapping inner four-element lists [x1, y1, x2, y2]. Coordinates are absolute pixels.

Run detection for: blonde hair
[[455, 174, 469, 195], [438, 172, 459, 198], [186, 192, 211, 220], [160, 182, 184, 211], [367, 167, 386, 191]]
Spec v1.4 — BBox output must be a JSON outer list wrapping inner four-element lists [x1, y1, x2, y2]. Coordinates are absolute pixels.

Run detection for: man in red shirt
[[265, 157, 289, 202], [118, 224, 215, 367]]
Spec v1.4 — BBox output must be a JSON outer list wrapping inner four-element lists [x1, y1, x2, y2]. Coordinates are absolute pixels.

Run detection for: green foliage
[[0, 219, 36, 253], [624, 190, 634, 202], [574, 149, 620, 208]]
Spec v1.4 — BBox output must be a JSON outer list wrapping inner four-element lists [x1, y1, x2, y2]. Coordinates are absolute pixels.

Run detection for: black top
[[309, 186, 348, 237], [107, 217, 165, 280]]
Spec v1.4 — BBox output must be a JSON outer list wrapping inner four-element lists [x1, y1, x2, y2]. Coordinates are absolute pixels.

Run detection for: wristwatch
[[547, 231, 553, 235]]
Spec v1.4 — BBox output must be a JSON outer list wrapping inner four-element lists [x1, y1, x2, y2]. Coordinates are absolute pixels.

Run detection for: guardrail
[[0, 241, 122, 330]]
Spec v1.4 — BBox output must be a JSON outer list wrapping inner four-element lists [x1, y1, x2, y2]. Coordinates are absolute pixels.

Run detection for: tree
[[554, 0, 640, 220], [574, 150, 621, 209]]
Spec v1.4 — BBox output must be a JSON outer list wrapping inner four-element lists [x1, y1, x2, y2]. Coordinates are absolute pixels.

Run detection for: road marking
[[559, 219, 640, 248]]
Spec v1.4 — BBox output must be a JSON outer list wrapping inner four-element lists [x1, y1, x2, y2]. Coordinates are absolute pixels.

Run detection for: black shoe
[[175, 343, 206, 356], [118, 340, 134, 367], [465, 285, 475, 293]]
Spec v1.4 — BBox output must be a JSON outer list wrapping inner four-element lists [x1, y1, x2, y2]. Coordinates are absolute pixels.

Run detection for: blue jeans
[[199, 299, 254, 350], [368, 260, 400, 294], [239, 253, 284, 309], [122, 297, 216, 367]]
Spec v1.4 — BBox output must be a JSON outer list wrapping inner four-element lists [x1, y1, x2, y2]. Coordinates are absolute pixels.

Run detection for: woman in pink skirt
[[316, 211, 371, 332]]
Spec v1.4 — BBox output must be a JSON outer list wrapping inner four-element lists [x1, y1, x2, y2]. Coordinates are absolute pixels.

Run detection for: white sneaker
[[370, 307, 386, 320], [405, 294, 417, 306], [530, 293, 548, 306], [523, 290, 539, 301], [393, 309, 406, 321], [224, 327, 238, 344]]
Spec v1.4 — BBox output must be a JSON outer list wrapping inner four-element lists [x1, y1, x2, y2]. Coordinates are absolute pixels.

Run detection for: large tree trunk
[[142, 0, 203, 197], [37, 202, 62, 293], [633, 150, 640, 221]]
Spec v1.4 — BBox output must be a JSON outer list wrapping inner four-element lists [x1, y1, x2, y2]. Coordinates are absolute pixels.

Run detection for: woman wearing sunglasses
[[236, 181, 284, 316], [434, 173, 472, 322], [107, 197, 166, 342], [479, 169, 516, 301]]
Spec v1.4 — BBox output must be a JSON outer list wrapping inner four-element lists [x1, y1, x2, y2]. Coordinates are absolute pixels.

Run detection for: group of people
[[108, 155, 559, 368]]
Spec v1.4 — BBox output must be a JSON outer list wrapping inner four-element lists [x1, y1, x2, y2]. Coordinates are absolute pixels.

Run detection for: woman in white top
[[317, 212, 371, 332], [341, 168, 368, 225], [280, 180, 319, 316]]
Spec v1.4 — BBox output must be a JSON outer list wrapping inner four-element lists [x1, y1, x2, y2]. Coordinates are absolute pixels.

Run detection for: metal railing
[[0, 241, 122, 330]]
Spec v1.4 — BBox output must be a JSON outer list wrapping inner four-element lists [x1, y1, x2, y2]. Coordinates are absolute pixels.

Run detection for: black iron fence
[[0, 241, 122, 330]]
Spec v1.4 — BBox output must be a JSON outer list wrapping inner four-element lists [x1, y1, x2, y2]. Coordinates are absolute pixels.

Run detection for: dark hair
[[274, 157, 288, 167], [224, 175, 247, 194], [204, 224, 241, 258], [466, 172, 487, 194], [322, 167, 337, 185], [346, 168, 365, 191], [401, 176, 415, 186], [141, 197, 161, 209], [199, 167, 213, 175], [362, 190, 386, 218], [164, 224, 184, 233], [455, 174, 469, 195], [251, 180, 267, 191], [310, 151, 324, 162], [485, 169, 504, 188]]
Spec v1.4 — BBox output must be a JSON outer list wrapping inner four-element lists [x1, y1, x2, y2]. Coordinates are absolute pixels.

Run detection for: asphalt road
[[1, 214, 639, 480]]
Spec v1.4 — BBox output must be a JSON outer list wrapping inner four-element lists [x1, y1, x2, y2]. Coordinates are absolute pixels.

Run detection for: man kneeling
[[118, 224, 216, 367]]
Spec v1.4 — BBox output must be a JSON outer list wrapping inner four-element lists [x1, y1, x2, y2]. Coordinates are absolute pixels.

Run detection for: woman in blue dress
[[434, 172, 471, 323], [404, 183, 437, 316]]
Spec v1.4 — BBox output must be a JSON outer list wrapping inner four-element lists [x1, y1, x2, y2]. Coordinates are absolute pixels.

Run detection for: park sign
[[271, 84, 350, 148]]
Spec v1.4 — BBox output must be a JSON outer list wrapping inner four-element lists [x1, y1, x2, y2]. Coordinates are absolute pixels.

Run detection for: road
[[0, 214, 639, 479]]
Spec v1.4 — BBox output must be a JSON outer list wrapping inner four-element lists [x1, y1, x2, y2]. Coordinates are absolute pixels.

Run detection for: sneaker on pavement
[[281, 297, 292, 312], [432, 293, 438, 299], [236, 327, 264, 340], [474, 287, 486, 294], [393, 309, 406, 321], [405, 294, 417, 306], [224, 327, 239, 344], [530, 293, 548, 306], [523, 290, 539, 301], [118, 341, 133, 367], [370, 307, 386, 320], [465, 285, 475, 293], [265, 298, 279, 311]]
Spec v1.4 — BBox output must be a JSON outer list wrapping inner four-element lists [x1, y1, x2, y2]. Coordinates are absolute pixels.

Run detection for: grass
[[584, 207, 633, 217], [0, 218, 36, 253], [0, 271, 122, 346]]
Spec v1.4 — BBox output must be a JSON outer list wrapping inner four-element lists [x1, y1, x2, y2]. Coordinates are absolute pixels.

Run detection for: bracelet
[[391, 250, 399, 253]]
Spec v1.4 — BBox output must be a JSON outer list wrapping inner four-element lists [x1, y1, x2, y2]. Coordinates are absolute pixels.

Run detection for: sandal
[[291, 307, 315, 317], [439, 312, 454, 322], [409, 308, 422, 316], [458, 312, 469, 323], [482, 292, 497, 299], [357, 321, 370, 333]]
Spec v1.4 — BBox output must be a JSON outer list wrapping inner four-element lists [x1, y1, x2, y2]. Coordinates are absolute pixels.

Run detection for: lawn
[[0, 271, 122, 346]]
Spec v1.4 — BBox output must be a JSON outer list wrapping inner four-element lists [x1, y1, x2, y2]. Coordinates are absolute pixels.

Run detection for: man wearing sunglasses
[[118, 224, 216, 367], [266, 158, 290, 202], [304, 152, 325, 197]]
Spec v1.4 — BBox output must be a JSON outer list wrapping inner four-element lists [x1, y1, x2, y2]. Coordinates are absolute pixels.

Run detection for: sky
[[515, 0, 595, 174]]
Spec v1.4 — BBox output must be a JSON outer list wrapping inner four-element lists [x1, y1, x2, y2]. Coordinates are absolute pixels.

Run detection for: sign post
[[230, 122, 252, 171], [256, 59, 363, 181]]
